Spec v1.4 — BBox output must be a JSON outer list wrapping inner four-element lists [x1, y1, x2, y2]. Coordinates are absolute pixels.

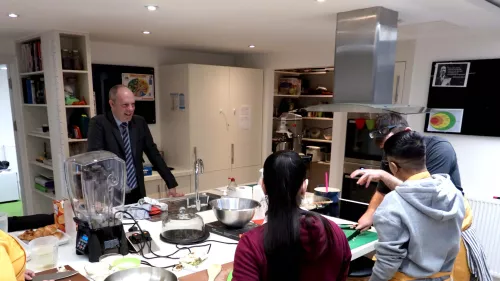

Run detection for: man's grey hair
[[109, 84, 129, 101]]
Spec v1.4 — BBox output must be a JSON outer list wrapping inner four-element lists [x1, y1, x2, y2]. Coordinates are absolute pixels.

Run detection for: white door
[[392, 62, 406, 104], [188, 65, 231, 173], [229, 67, 263, 169]]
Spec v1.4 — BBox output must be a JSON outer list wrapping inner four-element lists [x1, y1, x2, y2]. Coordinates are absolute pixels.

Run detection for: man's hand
[[167, 188, 184, 197], [356, 211, 374, 232], [350, 169, 390, 188]]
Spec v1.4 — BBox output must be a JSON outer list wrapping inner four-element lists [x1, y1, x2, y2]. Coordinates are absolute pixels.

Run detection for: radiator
[[468, 197, 500, 278]]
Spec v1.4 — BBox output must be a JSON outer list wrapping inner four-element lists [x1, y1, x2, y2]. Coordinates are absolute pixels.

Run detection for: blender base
[[75, 220, 129, 262]]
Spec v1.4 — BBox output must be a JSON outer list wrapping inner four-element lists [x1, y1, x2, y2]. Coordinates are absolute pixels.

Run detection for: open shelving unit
[[272, 67, 335, 191], [15, 31, 95, 214]]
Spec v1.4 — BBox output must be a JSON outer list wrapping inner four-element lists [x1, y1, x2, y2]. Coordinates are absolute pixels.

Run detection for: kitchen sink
[[149, 192, 221, 222]]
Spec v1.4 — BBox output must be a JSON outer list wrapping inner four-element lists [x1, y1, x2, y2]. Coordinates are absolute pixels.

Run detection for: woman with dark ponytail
[[233, 151, 351, 281]]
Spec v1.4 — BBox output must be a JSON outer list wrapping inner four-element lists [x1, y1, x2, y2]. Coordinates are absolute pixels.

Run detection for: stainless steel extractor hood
[[306, 7, 427, 114]]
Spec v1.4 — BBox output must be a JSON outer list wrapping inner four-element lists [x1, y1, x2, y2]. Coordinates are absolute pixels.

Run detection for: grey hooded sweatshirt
[[370, 174, 465, 281]]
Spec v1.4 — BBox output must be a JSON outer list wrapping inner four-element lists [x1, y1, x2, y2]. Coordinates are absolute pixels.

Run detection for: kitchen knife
[[346, 229, 362, 241], [32, 270, 78, 281]]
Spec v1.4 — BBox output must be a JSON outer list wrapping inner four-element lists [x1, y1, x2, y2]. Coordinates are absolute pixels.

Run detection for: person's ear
[[109, 100, 114, 108], [300, 179, 308, 196], [389, 161, 398, 175]]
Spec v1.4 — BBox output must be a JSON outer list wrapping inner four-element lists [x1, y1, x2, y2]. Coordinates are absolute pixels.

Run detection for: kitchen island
[[27, 195, 377, 279]]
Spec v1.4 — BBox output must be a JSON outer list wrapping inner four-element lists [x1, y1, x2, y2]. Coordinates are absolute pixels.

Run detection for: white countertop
[[144, 169, 192, 181], [27, 210, 376, 279]]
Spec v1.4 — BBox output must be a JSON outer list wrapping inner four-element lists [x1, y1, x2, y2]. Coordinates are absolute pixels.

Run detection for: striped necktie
[[120, 122, 137, 191]]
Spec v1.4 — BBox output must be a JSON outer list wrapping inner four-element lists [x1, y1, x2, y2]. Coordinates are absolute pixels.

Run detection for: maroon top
[[233, 216, 352, 281]]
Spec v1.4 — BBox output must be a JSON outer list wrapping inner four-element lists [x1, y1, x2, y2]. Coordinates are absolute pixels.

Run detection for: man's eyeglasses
[[369, 125, 404, 139]]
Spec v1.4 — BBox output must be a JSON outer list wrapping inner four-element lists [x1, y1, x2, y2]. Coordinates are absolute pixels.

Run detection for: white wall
[[90, 41, 238, 156], [407, 36, 500, 199], [0, 65, 20, 192]]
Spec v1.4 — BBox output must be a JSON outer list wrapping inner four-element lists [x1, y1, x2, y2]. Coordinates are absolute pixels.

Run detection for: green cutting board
[[342, 229, 378, 249]]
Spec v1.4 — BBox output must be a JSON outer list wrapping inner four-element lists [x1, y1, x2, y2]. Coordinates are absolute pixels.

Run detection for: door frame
[[0, 54, 33, 215]]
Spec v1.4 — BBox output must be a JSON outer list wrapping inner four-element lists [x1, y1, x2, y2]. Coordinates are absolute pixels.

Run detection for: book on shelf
[[20, 40, 43, 73], [22, 76, 45, 104]]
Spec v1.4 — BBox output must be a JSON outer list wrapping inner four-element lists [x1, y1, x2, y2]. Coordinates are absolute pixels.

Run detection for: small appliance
[[273, 113, 303, 152], [64, 151, 129, 262]]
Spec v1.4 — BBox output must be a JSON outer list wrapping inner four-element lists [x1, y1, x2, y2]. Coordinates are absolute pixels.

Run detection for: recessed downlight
[[143, 31, 151, 35], [8, 13, 19, 18], [316, 0, 326, 2], [146, 5, 158, 11], [249, 45, 255, 48]]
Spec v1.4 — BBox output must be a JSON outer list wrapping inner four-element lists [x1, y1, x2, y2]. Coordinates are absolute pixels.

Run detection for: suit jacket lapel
[[129, 118, 138, 160], [106, 112, 125, 154]]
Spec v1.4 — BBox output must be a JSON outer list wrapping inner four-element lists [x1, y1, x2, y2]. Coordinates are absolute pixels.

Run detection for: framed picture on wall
[[121, 73, 155, 100], [432, 62, 471, 88]]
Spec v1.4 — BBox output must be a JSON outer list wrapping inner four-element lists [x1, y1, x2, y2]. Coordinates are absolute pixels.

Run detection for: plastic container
[[29, 236, 59, 271], [0, 212, 7, 232]]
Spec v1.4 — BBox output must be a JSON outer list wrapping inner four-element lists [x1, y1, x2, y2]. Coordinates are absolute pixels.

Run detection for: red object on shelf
[[355, 118, 366, 130]]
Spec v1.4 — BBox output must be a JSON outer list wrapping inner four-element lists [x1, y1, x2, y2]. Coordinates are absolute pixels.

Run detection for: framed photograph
[[122, 73, 155, 100], [432, 62, 470, 88]]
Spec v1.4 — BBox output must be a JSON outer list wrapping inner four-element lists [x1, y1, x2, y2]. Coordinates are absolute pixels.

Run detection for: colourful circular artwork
[[430, 111, 456, 130]]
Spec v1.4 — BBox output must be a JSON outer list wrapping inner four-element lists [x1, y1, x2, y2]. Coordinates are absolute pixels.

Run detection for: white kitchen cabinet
[[160, 64, 263, 191], [145, 179, 163, 199], [392, 61, 406, 104]]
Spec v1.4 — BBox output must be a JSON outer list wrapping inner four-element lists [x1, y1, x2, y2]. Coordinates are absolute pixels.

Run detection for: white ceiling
[[1, 0, 500, 53]]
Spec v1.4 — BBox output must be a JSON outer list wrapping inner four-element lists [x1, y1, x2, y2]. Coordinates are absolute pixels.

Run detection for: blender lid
[[160, 207, 208, 245]]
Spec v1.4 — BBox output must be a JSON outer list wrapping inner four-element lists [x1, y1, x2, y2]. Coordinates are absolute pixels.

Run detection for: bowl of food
[[104, 267, 178, 281], [209, 198, 261, 228]]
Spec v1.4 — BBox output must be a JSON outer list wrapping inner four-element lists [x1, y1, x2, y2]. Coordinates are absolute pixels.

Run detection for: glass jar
[[61, 49, 72, 70], [160, 207, 208, 244], [72, 50, 82, 70]]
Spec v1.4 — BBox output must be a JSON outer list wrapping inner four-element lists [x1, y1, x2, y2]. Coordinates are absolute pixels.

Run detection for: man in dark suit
[[88, 84, 182, 204]]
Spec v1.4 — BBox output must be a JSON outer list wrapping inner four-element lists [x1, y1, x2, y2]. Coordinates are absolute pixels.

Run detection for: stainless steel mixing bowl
[[209, 197, 261, 228], [104, 267, 178, 281]]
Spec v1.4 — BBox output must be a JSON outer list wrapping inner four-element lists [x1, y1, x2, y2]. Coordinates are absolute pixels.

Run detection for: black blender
[[64, 151, 129, 262]]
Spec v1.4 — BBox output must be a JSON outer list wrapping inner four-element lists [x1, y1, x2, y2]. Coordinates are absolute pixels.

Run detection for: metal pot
[[104, 267, 178, 281], [209, 198, 261, 228], [275, 141, 290, 151]]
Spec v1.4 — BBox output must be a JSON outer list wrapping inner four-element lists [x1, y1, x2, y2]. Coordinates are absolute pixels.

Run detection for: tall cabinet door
[[188, 64, 231, 174], [229, 67, 264, 171]]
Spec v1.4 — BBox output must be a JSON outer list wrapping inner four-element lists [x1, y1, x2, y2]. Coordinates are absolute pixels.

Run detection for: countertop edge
[[144, 169, 193, 181]]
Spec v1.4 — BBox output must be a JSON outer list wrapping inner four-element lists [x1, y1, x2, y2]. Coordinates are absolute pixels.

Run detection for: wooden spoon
[[207, 264, 222, 281]]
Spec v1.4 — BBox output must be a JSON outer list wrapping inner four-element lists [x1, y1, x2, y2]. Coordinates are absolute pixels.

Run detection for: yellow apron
[[451, 198, 473, 281], [391, 271, 452, 281], [373, 172, 469, 281], [0, 230, 27, 281]]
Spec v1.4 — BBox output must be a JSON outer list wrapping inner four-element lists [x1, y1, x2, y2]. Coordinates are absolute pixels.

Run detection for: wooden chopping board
[[35, 265, 88, 281], [179, 262, 233, 281]]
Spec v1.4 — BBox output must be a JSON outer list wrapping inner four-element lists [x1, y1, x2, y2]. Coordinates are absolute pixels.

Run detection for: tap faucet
[[194, 147, 204, 211]]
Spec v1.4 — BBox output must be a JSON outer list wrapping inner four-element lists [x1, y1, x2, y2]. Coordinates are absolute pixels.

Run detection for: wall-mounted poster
[[122, 73, 155, 100], [432, 62, 470, 88], [427, 108, 464, 133]]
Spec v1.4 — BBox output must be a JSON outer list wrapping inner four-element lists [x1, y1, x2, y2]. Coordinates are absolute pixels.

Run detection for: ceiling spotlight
[[248, 45, 255, 48], [146, 5, 158, 11], [316, 0, 326, 2], [143, 31, 151, 35], [8, 13, 19, 18]]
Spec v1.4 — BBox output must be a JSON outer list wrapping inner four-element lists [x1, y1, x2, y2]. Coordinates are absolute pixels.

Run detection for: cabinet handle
[[394, 75, 400, 103], [231, 143, 234, 165], [157, 185, 161, 197]]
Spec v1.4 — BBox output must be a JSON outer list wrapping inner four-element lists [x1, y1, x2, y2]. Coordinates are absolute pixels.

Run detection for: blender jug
[[64, 151, 128, 262]]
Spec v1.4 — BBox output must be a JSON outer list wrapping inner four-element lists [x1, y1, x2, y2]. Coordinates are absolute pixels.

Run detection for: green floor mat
[[342, 229, 378, 249], [0, 201, 24, 217]]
